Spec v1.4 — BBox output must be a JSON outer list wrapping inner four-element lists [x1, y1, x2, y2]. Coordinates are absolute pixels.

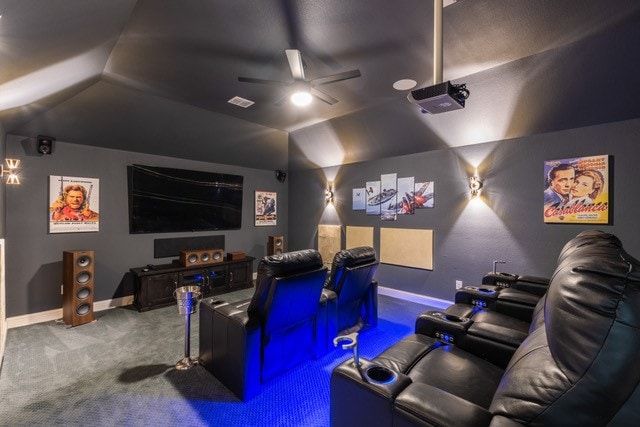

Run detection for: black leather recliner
[[331, 230, 640, 426], [199, 249, 328, 400], [417, 230, 624, 367], [322, 246, 379, 343]]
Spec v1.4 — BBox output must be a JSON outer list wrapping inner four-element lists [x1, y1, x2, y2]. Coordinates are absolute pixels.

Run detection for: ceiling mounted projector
[[407, 81, 470, 114]]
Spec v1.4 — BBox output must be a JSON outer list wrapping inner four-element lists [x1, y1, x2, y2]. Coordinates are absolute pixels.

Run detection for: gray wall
[[4, 135, 288, 317], [288, 118, 640, 301], [0, 129, 5, 238]]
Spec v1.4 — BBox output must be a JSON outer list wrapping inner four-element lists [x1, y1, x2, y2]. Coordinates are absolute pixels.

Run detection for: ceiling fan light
[[291, 90, 312, 106]]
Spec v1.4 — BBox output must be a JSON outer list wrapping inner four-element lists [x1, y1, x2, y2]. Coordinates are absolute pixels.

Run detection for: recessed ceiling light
[[291, 90, 312, 106], [393, 79, 417, 91]]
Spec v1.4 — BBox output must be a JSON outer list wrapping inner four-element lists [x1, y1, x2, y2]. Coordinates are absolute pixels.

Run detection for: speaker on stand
[[63, 250, 95, 327], [268, 235, 284, 256]]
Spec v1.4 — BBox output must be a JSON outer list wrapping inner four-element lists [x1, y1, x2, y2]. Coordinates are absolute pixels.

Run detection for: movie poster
[[380, 173, 398, 221], [365, 181, 381, 215], [352, 188, 366, 210], [543, 155, 609, 224], [255, 190, 277, 226], [49, 176, 100, 233]]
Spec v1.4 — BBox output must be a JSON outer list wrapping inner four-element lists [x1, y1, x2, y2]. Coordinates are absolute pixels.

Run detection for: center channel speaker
[[63, 250, 95, 327], [268, 235, 284, 256], [180, 248, 224, 267]]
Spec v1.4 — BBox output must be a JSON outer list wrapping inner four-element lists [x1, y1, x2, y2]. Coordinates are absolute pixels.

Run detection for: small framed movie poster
[[255, 190, 277, 226], [49, 176, 100, 233]]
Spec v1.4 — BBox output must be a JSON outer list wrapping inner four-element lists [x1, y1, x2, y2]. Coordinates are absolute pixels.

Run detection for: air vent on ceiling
[[228, 96, 255, 108]]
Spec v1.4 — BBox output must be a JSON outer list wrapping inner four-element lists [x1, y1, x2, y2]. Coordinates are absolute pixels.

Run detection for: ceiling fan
[[238, 49, 361, 106]]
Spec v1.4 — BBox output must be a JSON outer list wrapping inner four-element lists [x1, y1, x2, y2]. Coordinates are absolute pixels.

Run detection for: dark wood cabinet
[[131, 257, 254, 312]]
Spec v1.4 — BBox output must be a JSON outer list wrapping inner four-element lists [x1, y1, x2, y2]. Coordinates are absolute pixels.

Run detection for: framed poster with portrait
[[543, 154, 609, 224], [255, 190, 277, 226], [49, 176, 100, 233]]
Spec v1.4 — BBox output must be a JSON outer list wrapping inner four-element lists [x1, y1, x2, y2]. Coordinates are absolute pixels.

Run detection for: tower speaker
[[180, 248, 224, 267], [63, 250, 95, 327], [37, 135, 56, 155], [268, 235, 285, 256]]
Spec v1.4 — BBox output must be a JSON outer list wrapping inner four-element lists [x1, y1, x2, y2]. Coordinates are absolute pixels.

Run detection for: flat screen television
[[127, 164, 243, 234]]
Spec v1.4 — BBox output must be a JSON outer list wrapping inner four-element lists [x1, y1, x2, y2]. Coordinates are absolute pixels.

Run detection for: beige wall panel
[[346, 226, 374, 249], [318, 224, 342, 268], [380, 228, 433, 270]]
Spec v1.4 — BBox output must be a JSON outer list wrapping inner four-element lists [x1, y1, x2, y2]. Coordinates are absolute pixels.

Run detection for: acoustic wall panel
[[380, 228, 433, 270], [346, 226, 374, 249], [318, 225, 341, 268]]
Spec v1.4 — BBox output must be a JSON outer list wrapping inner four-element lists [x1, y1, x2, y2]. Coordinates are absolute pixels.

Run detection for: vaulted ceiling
[[1, 0, 640, 171]]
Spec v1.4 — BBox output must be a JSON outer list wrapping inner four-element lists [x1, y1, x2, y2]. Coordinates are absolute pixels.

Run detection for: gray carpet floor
[[0, 289, 432, 427]]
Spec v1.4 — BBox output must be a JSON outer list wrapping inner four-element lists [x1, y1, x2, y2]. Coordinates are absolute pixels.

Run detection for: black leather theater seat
[[331, 230, 640, 426], [322, 246, 379, 343], [199, 249, 327, 400]]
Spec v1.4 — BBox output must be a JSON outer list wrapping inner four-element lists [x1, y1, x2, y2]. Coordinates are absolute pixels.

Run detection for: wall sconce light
[[469, 176, 482, 197], [1, 158, 20, 185], [325, 184, 334, 204]]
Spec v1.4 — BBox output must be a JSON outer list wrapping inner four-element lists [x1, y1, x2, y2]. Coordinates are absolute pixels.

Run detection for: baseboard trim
[[378, 286, 453, 310], [7, 288, 448, 328], [6, 295, 135, 329]]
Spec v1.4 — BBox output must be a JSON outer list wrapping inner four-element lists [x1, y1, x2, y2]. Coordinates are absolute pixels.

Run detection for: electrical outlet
[[455, 280, 463, 290]]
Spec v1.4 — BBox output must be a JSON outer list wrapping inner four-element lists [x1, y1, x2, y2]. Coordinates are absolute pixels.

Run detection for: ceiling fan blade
[[285, 49, 305, 80], [238, 76, 288, 86], [310, 88, 338, 105], [274, 94, 290, 106], [311, 69, 361, 87]]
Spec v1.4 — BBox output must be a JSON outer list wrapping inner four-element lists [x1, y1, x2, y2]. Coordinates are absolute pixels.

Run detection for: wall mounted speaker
[[268, 236, 285, 256], [37, 135, 56, 155], [180, 248, 224, 267], [275, 170, 287, 183], [63, 250, 95, 327]]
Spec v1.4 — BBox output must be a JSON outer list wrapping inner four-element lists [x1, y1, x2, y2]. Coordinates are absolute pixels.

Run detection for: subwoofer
[[180, 248, 224, 267], [63, 250, 95, 327], [268, 235, 285, 256]]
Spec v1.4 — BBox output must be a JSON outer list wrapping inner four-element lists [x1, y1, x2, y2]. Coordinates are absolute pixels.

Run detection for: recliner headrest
[[258, 249, 324, 279], [555, 229, 622, 266], [544, 231, 640, 384], [325, 246, 377, 290]]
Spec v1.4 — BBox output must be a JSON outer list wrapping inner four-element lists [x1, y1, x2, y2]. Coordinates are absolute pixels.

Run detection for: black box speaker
[[37, 135, 56, 155]]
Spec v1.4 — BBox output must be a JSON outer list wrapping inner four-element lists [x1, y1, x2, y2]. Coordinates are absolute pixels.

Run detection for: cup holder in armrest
[[364, 365, 398, 385]]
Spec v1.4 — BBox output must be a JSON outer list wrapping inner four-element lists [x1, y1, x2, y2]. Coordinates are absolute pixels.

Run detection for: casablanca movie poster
[[255, 190, 277, 226], [543, 155, 609, 224], [49, 176, 100, 233]]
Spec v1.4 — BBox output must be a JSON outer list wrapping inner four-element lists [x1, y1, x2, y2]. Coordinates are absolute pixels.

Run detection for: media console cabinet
[[130, 256, 255, 312]]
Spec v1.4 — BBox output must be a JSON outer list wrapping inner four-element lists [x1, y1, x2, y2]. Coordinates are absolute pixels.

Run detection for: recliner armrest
[[455, 285, 500, 309], [331, 358, 412, 427], [415, 310, 473, 344], [199, 299, 262, 401]]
